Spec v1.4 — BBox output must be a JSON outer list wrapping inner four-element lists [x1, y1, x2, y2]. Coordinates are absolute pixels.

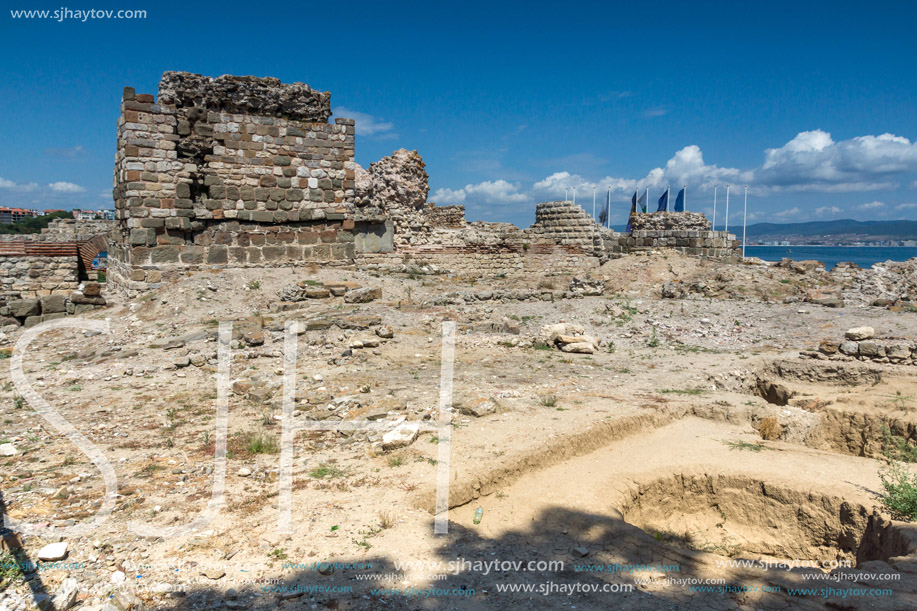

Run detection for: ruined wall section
[[526, 201, 604, 254], [109, 72, 364, 294], [359, 206, 602, 276], [606, 212, 740, 258]]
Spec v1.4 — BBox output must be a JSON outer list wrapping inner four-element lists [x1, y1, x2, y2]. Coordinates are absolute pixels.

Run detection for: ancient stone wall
[[105, 73, 743, 290], [0, 249, 80, 298], [605, 212, 740, 258], [41, 218, 116, 241], [359, 247, 599, 276], [628, 211, 711, 231], [527, 201, 604, 253], [0, 241, 90, 328], [109, 71, 377, 294], [426, 204, 466, 228]]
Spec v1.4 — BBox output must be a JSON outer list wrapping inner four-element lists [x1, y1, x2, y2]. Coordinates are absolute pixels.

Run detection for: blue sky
[[1, 0, 916, 228]]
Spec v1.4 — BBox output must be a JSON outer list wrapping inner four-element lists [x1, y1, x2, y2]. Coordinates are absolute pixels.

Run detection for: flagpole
[[572, 186, 576, 207], [564, 187, 569, 202], [712, 184, 717, 229], [592, 187, 596, 221], [725, 184, 730, 233], [666, 185, 670, 213], [609, 187, 613, 228], [742, 185, 748, 258], [644, 187, 648, 213]]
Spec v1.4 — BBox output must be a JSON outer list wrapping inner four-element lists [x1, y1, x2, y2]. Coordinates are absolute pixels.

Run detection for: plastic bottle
[[473, 507, 483, 524]]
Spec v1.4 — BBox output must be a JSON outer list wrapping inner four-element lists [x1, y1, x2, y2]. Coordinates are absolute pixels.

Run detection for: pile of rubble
[[0, 281, 107, 329], [803, 326, 917, 365], [279, 281, 381, 304], [538, 323, 602, 354], [833, 259, 917, 308]]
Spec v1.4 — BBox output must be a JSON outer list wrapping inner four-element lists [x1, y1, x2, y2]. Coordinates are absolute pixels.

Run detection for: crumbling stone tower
[[109, 72, 377, 294]]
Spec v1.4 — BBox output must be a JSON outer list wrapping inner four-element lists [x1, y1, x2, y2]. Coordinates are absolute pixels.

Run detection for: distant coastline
[[745, 245, 917, 269]]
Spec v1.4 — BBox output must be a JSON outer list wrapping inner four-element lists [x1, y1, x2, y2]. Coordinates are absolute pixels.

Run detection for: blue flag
[[626, 190, 637, 232], [674, 187, 685, 212], [656, 190, 669, 212], [599, 190, 609, 225]]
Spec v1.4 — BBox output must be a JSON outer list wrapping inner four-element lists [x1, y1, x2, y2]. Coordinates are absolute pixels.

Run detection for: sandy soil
[[1, 252, 917, 610]]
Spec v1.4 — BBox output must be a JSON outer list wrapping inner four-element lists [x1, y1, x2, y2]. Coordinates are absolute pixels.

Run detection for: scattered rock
[[0, 443, 17, 457], [344, 286, 382, 303], [242, 328, 264, 346], [559, 342, 596, 354], [37, 541, 68, 561], [82, 281, 102, 297], [845, 326, 875, 341], [335, 314, 381, 329], [111, 591, 141, 610], [858, 341, 882, 358], [51, 577, 79, 610], [839, 341, 859, 356], [569, 276, 605, 296], [458, 398, 497, 417], [382, 422, 420, 450], [375, 326, 394, 339], [661, 281, 685, 299]]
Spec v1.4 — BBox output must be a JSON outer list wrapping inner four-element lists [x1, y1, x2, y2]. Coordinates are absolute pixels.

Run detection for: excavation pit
[[620, 473, 910, 568]]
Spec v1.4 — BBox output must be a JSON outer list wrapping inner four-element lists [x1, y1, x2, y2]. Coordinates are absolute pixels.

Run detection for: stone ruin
[[608, 211, 739, 257], [0, 218, 112, 327], [108, 71, 372, 294], [97, 71, 741, 293]]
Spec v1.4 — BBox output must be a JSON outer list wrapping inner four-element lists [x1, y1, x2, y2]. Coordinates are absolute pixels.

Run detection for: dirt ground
[[2, 252, 917, 610]]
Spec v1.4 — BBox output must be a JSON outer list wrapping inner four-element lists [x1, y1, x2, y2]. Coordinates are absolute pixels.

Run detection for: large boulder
[[343, 287, 381, 303], [81, 281, 102, 297], [40, 294, 67, 314], [845, 326, 875, 341], [367, 149, 429, 210], [382, 422, 419, 450], [8, 299, 40, 318]]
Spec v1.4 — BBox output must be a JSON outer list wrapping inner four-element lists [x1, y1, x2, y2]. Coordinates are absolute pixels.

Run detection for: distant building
[[0, 207, 38, 224], [43, 209, 66, 215], [72, 209, 115, 221]]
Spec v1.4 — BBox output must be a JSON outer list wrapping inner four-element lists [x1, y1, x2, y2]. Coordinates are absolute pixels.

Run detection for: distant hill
[[744, 219, 917, 240]]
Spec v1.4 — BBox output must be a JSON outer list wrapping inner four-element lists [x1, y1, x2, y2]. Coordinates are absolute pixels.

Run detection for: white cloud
[[0, 177, 38, 191], [433, 180, 527, 206], [433, 130, 917, 218], [755, 130, 917, 192], [45, 145, 84, 158], [48, 182, 86, 193], [642, 106, 669, 118], [334, 106, 395, 138], [896, 203, 917, 210], [774, 207, 801, 218]]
